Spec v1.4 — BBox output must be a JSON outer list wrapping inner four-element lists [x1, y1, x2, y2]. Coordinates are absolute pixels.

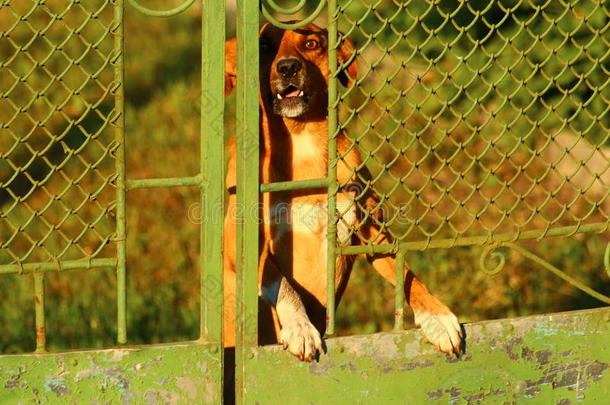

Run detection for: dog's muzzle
[[272, 57, 310, 118]]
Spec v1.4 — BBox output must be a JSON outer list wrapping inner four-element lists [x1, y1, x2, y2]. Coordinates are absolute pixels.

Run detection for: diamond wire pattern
[[334, 0, 609, 247], [1, 1, 118, 266]]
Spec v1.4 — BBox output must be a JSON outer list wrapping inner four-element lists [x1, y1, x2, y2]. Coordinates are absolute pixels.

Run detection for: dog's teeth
[[298, 90, 304, 96], [277, 93, 283, 100]]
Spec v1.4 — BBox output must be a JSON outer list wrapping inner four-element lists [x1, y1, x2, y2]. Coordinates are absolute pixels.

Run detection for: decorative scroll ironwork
[[127, 0, 196, 17], [479, 244, 506, 276], [480, 242, 610, 305], [261, 0, 327, 29]]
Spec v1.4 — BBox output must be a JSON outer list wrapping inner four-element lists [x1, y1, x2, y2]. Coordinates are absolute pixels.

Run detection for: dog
[[222, 22, 462, 362]]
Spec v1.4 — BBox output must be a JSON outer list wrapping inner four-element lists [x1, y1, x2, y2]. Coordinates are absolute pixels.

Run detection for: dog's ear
[[225, 38, 237, 96], [337, 36, 357, 88]]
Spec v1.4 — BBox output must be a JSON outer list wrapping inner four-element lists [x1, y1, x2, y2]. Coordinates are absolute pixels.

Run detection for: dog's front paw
[[279, 317, 323, 362], [414, 311, 462, 356]]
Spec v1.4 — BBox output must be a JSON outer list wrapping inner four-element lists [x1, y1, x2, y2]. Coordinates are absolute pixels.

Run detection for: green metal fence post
[[200, 0, 225, 346], [235, 0, 260, 402], [200, 0, 226, 399], [326, 0, 339, 337], [112, 0, 127, 345]]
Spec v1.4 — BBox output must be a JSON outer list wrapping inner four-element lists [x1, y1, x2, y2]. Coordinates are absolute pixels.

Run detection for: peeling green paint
[[0, 342, 221, 404], [1, 309, 608, 403], [244, 308, 610, 404]]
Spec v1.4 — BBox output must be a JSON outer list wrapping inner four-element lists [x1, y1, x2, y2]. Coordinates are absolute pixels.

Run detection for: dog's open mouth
[[273, 85, 309, 118], [276, 85, 304, 100]]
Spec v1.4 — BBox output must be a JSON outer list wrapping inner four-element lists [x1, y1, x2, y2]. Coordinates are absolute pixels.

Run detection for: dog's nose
[[277, 58, 302, 78]]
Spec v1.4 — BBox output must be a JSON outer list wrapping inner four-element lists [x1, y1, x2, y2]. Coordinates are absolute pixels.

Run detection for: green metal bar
[[0, 258, 117, 275], [505, 242, 610, 305], [338, 222, 610, 256], [325, 0, 339, 337], [199, 1, 225, 400], [235, 0, 259, 402], [393, 251, 405, 331], [113, 0, 127, 346], [126, 175, 203, 190], [260, 178, 328, 193], [200, 0, 225, 347], [33, 272, 46, 353]]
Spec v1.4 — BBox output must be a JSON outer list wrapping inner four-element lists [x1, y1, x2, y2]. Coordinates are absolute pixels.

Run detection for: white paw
[[279, 316, 323, 362], [414, 311, 462, 355]]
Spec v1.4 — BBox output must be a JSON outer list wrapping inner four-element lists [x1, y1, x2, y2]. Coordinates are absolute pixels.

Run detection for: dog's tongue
[[285, 88, 301, 98]]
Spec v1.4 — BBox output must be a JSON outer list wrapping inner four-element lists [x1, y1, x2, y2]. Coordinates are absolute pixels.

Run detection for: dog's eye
[[304, 39, 319, 50]]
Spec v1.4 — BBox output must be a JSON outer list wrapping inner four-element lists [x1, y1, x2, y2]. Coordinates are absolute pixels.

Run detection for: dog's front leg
[[259, 247, 323, 362], [360, 216, 462, 355], [266, 277, 323, 361], [368, 253, 462, 355]]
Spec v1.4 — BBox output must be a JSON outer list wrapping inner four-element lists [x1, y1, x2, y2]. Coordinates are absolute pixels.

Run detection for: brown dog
[[223, 23, 462, 361]]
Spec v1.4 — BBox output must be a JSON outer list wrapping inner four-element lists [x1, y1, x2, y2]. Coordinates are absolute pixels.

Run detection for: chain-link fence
[[1, 0, 229, 358], [0, 0, 125, 352], [324, 0, 610, 330], [335, 0, 608, 247], [1, 1, 119, 270]]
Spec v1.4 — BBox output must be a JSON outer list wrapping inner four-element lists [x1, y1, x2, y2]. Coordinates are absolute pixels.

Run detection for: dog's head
[[225, 23, 357, 119]]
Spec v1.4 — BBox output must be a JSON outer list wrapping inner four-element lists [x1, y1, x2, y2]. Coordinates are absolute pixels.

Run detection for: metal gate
[[233, 0, 610, 403], [1, 0, 224, 402], [2, 0, 610, 403]]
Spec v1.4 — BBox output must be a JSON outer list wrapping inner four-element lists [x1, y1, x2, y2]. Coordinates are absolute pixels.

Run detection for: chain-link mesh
[[1, 1, 119, 268], [334, 0, 609, 248]]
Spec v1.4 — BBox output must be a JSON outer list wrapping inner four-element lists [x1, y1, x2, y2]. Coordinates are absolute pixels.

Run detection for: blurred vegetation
[[1, 0, 609, 354]]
